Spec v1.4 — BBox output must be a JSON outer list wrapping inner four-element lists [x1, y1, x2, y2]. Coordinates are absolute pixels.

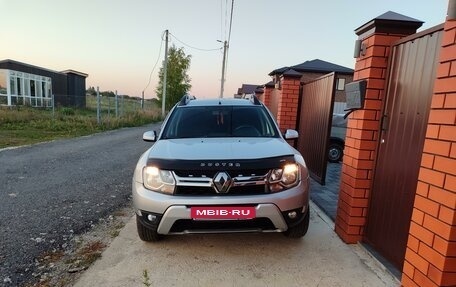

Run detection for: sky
[[0, 0, 449, 99]]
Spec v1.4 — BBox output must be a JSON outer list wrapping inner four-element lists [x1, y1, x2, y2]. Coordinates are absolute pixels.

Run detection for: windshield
[[161, 106, 279, 139]]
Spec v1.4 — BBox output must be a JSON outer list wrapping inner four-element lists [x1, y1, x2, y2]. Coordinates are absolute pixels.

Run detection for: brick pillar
[[276, 72, 301, 131], [335, 13, 423, 243], [262, 81, 274, 109], [401, 18, 456, 287]]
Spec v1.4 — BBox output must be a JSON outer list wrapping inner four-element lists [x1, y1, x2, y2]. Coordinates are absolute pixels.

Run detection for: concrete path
[[74, 203, 399, 287]]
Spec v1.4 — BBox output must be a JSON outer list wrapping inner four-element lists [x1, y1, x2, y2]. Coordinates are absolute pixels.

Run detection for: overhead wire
[[225, 0, 234, 76], [220, 0, 224, 41], [228, 0, 234, 43], [169, 32, 222, 52], [222, 0, 234, 87], [225, 0, 229, 41], [143, 31, 165, 93]]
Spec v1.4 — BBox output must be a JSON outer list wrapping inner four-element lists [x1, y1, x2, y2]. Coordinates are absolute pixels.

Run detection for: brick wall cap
[[355, 11, 423, 37], [269, 67, 288, 76], [281, 69, 303, 78], [254, 87, 264, 94], [264, 81, 275, 87]]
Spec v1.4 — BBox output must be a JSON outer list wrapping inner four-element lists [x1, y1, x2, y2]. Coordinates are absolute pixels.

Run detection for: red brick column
[[335, 16, 422, 243], [276, 75, 300, 131], [262, 82, 274, 109], [402, 19, 456, 287]]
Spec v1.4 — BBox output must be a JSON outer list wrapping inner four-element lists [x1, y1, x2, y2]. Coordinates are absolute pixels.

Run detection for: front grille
[[175, 184, 268, 196], [169, 218, 276, 233], [174, 170, 217, 178], [173, 169, 271, 196], [174, 169, 269, 178]]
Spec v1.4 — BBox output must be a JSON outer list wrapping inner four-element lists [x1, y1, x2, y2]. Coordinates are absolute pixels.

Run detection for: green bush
[[60, 107, 75, 115]]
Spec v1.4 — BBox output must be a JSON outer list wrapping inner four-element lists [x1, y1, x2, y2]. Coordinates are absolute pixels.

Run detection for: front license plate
[[191, 206, 256, 220]]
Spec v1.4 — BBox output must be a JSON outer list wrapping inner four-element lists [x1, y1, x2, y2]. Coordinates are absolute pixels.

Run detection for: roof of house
[[269, 59, 354, 76], [0, 59, 88, 78], [237, 84, 261, 95], [60, 69, 89, 78]]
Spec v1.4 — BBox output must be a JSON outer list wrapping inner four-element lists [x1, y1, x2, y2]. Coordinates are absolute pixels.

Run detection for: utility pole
[[141, 91, 144, 110], [162, 29, 169, 117], [219, 40, 228, 98]]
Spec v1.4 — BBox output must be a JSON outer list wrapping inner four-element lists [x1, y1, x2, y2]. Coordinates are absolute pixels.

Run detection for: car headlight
[[143, 166, 175, 194], [268, 163, 300, 192]]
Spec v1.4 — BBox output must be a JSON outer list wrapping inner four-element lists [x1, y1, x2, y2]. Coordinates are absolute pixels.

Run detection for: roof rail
[[178, 94, 196, 106], [249, 95, 262, 105]]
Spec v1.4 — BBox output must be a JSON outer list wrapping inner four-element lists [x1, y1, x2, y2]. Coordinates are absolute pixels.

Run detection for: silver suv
[[132, 95, 310, 241]]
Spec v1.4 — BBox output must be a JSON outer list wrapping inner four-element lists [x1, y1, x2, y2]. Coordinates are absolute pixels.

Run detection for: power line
[[220, 0, 224, 41], [228, 0, 234, 43], [169, 32, 222, 52], [225, 0, 229, 40], [143, 31, 165, 93]]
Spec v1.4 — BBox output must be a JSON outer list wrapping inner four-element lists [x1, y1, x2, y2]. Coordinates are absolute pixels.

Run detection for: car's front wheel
[[283, 208, 310, 238], [136, 215, 162, 242]]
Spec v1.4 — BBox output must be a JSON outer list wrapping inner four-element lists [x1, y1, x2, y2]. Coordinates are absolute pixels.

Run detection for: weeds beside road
[[0, 102, 161, 149]]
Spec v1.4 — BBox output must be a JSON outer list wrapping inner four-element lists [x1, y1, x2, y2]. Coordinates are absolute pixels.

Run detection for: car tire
[[284, 208, 310, 238], [328, 142, 344, 163], [136, 215, 162, 242]]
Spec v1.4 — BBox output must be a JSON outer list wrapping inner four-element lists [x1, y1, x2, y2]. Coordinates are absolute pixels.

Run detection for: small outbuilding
[[0, 59, 88, 108]]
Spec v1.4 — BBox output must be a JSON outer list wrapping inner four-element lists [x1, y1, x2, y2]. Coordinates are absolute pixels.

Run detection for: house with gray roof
[[268, 59, 354, 108]]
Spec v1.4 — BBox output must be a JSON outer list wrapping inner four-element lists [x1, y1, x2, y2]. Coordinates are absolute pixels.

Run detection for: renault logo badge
[[213, 172, 232, 193]]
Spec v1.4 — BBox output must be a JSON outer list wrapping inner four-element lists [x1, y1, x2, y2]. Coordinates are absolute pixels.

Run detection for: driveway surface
[[0, 123, 160, 286], [74, 204, 399, 287]]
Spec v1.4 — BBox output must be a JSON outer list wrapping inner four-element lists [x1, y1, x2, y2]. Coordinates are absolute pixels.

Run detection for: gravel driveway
[[0, 123, 160, 286]]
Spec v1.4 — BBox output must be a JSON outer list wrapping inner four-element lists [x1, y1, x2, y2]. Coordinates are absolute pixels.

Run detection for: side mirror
[[284, 129, 299, 140], [143, 131, 157, 142]]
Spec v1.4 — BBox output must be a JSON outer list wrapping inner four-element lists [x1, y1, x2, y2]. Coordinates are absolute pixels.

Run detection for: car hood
[[148, 138, 296, 160]]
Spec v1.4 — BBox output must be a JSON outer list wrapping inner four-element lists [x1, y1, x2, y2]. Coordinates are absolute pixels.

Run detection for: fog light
[[288, 211, 297, 219], [147, 214, 157, 222]]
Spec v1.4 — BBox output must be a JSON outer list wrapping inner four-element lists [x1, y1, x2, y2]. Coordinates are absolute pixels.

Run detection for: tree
[[156, 45, 192, 111], [86, 86, 96, 96]]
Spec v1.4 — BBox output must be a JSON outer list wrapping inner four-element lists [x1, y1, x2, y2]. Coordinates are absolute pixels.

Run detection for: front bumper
[[133, 178, 309, 235]]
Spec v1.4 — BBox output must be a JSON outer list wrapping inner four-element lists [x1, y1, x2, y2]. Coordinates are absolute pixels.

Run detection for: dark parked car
[[328, 114, 347, 163]]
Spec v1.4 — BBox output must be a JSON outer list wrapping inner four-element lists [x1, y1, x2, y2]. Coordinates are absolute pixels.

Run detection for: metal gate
[[365, 25, 443, 270], [296, 72, 336, 184]]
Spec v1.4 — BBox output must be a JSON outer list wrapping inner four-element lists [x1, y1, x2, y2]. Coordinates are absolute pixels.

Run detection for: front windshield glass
[[161, 106, 279, 139]]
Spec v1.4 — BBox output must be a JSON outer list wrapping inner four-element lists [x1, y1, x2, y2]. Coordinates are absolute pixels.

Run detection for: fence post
[[52, 94, 55, 119], [96, 86, 101, 124], [115, 90, 118, 118], [121, 94, 124, 116]]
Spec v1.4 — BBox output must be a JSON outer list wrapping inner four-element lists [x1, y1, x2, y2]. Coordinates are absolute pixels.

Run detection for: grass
[[143, 270, 152, 287], [65, 240, 107, 270], [0, 97, 162, 148]]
